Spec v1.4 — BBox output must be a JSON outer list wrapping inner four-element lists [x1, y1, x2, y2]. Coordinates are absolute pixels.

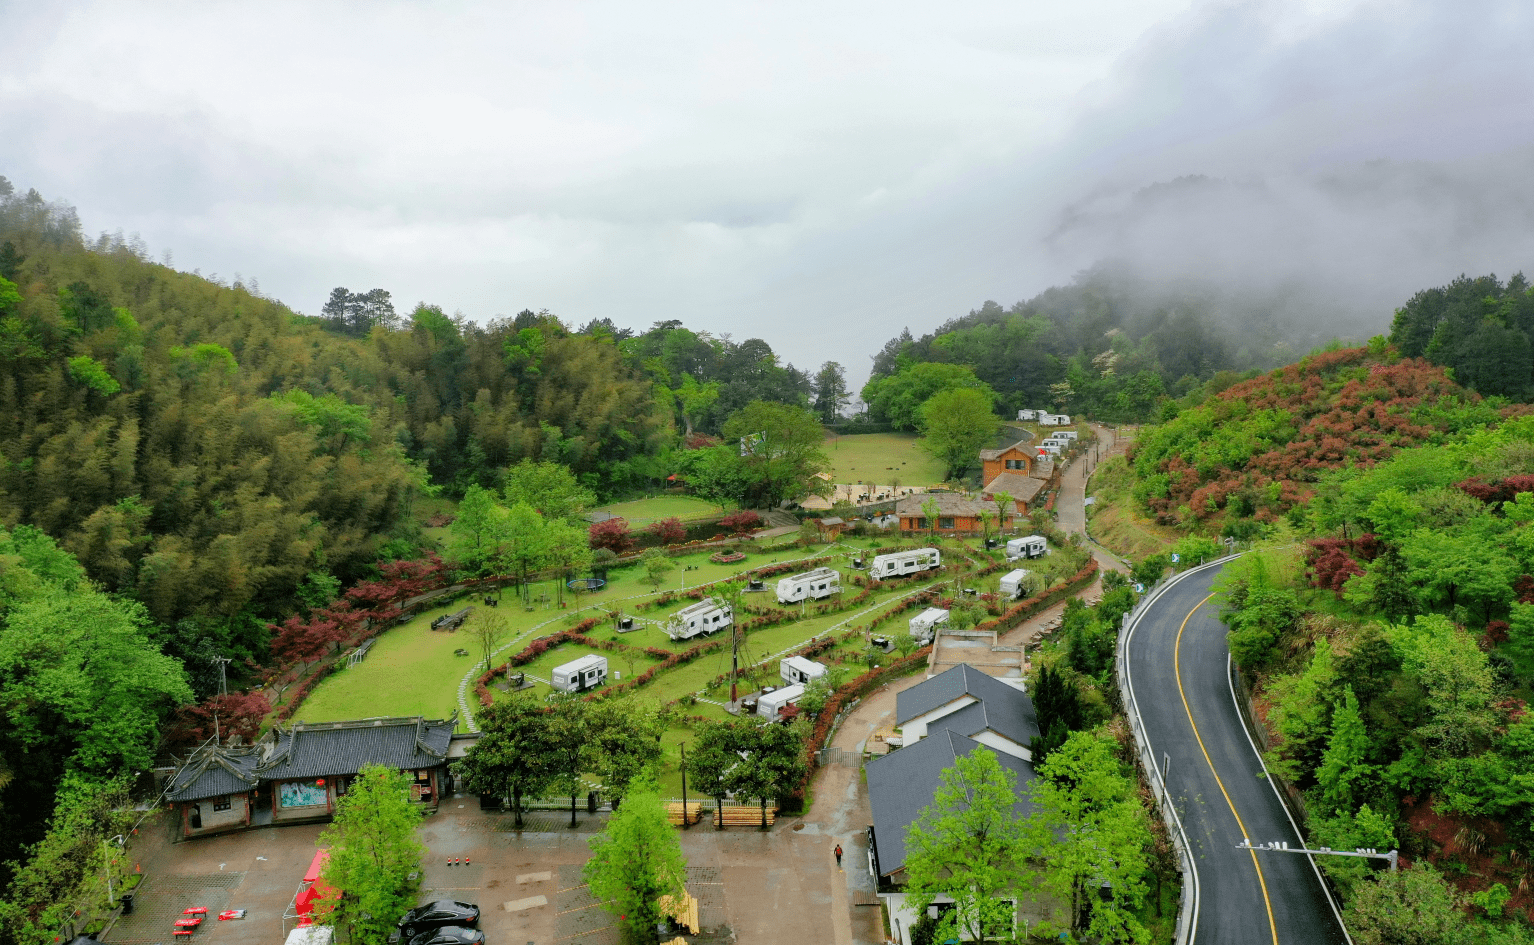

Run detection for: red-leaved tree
[[719, 510, 763, 535], [167, 692, 272, 748], [647, 517, 687, 546], [589, 517, 633, 554]]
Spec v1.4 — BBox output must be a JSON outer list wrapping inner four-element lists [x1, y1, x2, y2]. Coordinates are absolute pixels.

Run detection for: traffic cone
[[448, 857, 456, 866], [464, 857, 471, 866]]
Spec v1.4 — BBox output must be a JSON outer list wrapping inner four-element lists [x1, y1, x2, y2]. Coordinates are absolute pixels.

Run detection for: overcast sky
[[4, 0, 1533, 388]]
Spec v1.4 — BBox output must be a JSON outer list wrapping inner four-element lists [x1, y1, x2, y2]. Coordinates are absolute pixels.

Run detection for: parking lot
[[105, 784, 882, 945]]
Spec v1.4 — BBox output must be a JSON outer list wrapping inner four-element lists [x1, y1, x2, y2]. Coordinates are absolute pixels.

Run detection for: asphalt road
[[1124, 563, 1350, 945]]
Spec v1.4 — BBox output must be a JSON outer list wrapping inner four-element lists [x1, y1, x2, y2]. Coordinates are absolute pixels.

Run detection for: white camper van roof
[[555, 654, 606, 675], [1001, 568, 1031, 584], [781, 655, 827, 678]]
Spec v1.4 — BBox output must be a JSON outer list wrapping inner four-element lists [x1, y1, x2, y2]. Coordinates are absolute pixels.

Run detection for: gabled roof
[[1033, 458, 1056, 480], [256, 715, 456, 781], [166, 746, 261, 803], [865, 730, 1037, 876], [896, 663, 1038, 741], [926, 696, 1039, 752], [982, 473, 1046, 503], [978, 438, 1032, 461]]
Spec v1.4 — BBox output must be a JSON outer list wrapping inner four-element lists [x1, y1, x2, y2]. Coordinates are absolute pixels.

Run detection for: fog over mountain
[[2, 0, 1532, 385]]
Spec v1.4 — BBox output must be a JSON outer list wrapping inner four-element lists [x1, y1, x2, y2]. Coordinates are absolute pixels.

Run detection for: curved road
[[1124, 563, 1349, 945]]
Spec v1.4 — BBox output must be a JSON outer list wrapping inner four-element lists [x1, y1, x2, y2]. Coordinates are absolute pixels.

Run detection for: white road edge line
[[1226, 651, 1354, 944]]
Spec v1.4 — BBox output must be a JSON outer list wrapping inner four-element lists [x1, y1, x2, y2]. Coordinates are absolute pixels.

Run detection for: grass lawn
[[296, 607, 478, 730], [821, 432, 947, 487], [594, 494, 725, 526], [488, 642, 666, 700]]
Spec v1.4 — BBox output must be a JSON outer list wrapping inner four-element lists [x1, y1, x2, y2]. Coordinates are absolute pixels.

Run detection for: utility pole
[[212, 655, 232, 696], [1236, 838, 1398, 871], [103, 834, 125, 906], [680, 742, 689, 830]]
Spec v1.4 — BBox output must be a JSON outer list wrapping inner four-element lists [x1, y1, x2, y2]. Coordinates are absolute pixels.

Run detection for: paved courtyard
[[106, 768, 884, 945]]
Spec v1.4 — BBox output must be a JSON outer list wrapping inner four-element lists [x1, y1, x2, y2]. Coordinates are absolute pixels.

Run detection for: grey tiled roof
[[866, 730, 1037, 876], [926, 696, 1040, 753], [897, 664, 1034, 729], [166, 747, 260, 803], [982, 473, 1046, 502], [256, 715, 456, 781]]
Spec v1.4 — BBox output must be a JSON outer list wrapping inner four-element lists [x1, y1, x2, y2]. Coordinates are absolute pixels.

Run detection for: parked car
[[391, 901, 480, 943], [409, 928, 485, 945]]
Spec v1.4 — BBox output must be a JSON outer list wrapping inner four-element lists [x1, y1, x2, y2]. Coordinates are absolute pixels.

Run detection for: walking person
[[834, 843, 843, 870]]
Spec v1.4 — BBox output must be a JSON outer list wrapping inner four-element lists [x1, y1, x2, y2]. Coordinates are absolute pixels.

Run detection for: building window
[[212, 796, 232, 812], [939, 517, 955, 529], [915, 517, 928, 529]]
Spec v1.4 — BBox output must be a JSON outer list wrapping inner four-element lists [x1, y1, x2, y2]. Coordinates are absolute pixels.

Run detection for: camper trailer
[[1017, 408, 1039, 421], [757, 684, 805, 719], [999, 569, 1034, 600], [776, 567, 842, 604], [1006, 535, 1050, 560], [551, 654, 608, 693], [908, 608, 950, 644], [870, 547, 942, 580], [1058, 430, 1079, 441], [1036, 443, 1061, 456], [665, 598, 733, 641], [780, 655, 828, 687]]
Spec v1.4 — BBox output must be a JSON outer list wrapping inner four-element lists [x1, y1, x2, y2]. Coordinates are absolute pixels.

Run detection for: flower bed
[[709, 550, 747, 564]]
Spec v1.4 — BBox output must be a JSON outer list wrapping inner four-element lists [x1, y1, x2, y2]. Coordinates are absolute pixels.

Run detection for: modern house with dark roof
[[896, 664, 1039, 761], [865, 729, 1039, 945], [165, 714, 458, 839]]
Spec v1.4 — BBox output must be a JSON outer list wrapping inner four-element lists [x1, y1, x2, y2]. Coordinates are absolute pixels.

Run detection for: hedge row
[[973, 558, 1100, 635]]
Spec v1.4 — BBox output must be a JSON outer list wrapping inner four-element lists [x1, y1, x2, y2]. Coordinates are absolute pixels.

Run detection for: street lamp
[[103, 834, 126, 906]]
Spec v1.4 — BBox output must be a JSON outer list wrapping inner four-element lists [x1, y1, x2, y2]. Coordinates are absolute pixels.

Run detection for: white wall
[[901, 696, 976, 741], [971, 729, 1031, 762]]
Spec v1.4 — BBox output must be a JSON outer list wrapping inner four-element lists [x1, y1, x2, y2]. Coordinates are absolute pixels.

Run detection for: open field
[[295, 608, 474, 727], [821, 432, 947, 486], [594, 494, 724, 525]]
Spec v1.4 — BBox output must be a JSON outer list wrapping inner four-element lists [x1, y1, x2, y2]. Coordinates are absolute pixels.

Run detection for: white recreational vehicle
[[1036, 443, 1061, 456], [757, 684, 805, 719], [908, 607, 950, 644], [1006, 535, 1049, 560], [776, 567, 841, 604], [780, 655, 828, 686], [665, 598, 733, 641], [1058, 430, 1079, 441], [999, 569, 1034, 600], [551, 654, 608, 693], [870, 547, 942, 580], [1039, 413, 1071, 427], [1017, 408, 1039, 421]]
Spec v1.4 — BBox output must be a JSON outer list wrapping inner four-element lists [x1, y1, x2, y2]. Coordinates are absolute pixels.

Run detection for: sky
[[3, 0, 1534, 388]]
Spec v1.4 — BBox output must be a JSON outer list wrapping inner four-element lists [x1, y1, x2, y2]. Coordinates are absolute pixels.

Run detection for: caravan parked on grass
[[999, 569, 1034, 600], [776, 567, 841, 604], [870, 548, 942, 580], [665, 598, 733, 641], [757, 684, 805, 719], [551, 654, 608, 693], [780, 655, 828, 686], [908, 608, 950, 644], [1006, 535, 1049, 560]]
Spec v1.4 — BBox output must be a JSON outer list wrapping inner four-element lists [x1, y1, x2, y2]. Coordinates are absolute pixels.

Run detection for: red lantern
[[316, 779, 325, 786]]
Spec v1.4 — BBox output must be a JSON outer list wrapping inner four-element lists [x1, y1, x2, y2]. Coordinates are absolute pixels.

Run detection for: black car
[[408, 927, 485, 945], [390, 901, 480, 943]]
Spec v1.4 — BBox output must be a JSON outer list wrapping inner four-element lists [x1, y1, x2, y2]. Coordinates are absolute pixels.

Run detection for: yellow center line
[[1174, 592, 1280, 945]]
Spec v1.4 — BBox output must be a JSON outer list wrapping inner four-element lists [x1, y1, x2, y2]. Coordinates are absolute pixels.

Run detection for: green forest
[[1104, 341, 1534, 938]]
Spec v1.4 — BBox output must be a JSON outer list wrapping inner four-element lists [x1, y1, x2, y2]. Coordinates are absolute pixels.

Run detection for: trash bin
[[119, 894, 135, 916], [587, 792, 598, 814]]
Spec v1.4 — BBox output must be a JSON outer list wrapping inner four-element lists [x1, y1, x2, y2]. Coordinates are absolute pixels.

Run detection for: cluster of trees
[[453, 694, 667, 827], [448, 460, 595, 601], [863, 267, 1310, 427], [1390, 272, 1534, 401], [904, 730, 1156, 943], [0, 526, 191, 942], [684, 716, 807, 828]]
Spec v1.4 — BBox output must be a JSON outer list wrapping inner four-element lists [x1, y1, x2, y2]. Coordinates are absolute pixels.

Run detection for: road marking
[[1174, 592, 1280, 945]]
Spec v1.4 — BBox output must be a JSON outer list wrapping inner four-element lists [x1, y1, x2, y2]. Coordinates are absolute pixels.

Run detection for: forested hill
[[0, 181, 820, 640], [1127, 344, 1517, 538], [862, 268, 1334, 426], [1389, 271, 1534, 400]]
